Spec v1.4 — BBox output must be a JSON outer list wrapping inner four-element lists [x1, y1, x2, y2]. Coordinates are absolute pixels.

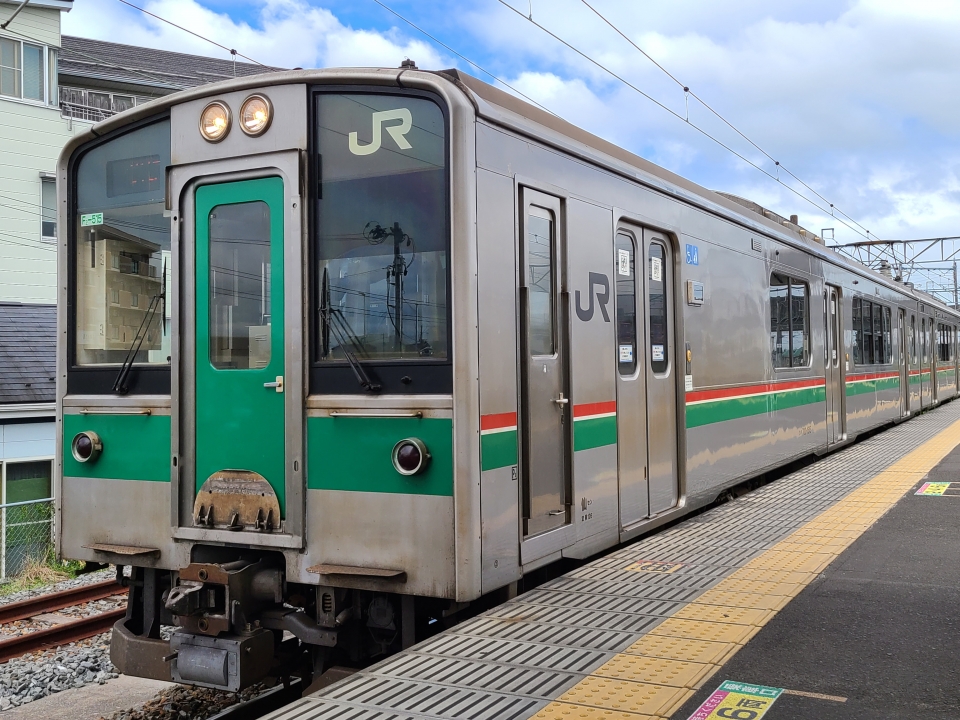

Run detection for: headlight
[[239, 94, 272, 136], [71, 431, 103, 463], [199, 101, 231, 142], [391, 438, 431, 476]]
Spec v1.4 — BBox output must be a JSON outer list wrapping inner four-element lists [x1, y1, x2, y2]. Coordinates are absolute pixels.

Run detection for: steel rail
[[0, 580, 126, 625], [0, 608, 127, 663]]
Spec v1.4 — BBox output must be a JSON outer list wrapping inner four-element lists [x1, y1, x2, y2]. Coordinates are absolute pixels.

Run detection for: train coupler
[[170, 628, 274, 692]]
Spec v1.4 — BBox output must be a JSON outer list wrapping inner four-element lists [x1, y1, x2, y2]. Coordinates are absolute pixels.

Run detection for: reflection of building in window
[[75, 225, 163, 365], [770, 273, 808, 368]]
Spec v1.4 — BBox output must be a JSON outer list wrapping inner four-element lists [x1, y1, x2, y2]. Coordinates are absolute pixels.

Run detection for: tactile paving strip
[[264, 402, 960, 720]]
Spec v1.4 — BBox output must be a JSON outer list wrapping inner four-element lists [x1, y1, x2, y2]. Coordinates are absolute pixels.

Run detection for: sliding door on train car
[[921, 316, 933, 405], [615, 224, 679, 527], [824, 286, 846, 444], [518, 189, 570, 537], [899, 309, 909, 417]]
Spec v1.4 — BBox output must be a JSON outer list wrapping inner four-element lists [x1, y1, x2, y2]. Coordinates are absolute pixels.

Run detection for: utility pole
[[953, 261, 957, 309]]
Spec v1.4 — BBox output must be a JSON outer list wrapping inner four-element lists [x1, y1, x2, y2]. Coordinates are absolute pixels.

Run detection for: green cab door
[[195, 177, 286, 514]]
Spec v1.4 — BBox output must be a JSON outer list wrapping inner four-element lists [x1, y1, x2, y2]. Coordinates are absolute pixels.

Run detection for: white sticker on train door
[[618, 249, 630, 276], [619, 344, 634, 362], [652, 344, 665, 361], [650, 257, 662, 282]]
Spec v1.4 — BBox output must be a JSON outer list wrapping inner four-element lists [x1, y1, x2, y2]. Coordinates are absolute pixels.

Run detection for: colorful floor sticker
[[624, 560, 683, 573], [915, 482, 958, 496], [688, 680, 783, 720]]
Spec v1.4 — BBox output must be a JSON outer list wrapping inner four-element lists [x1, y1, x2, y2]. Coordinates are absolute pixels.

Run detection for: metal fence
[[1, 498, 54, 581]]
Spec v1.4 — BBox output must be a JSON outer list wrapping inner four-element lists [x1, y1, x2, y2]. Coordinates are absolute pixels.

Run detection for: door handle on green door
[[264, 376, 284, 393]]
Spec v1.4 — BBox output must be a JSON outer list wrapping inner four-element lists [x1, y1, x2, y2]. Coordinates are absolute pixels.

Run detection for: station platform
[[267, 401, 960, 720]]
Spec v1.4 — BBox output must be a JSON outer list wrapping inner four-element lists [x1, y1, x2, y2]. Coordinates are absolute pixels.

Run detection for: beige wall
[[0, 5, 86, 304]]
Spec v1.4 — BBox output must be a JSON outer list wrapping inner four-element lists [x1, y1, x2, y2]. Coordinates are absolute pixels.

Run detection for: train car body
[[55, 67, 960, 690]]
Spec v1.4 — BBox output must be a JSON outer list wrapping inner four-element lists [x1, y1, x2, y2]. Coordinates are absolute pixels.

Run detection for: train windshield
[[73, 120, 171, 367], [315, 93, 448, 364]]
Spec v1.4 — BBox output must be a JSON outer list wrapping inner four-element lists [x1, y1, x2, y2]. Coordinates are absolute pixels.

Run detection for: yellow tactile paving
[[559, 677, 688, 716], [671, 603, 770, 626], [530, 702, 657, 719], [726, 566, 814, 584], [692, 589, 783, 610], [648, 617, 755, 644], [623, 635, 734, 665], [527, 418, 960, 720], [592, 655, 714, 688], [709, 578, 802, 596]]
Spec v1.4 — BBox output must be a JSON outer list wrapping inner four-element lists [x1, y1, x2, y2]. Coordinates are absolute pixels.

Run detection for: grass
[[0, 554, 89, 597]]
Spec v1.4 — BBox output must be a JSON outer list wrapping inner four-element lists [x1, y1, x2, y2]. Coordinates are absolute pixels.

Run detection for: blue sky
[[63, 0, 960, 278]]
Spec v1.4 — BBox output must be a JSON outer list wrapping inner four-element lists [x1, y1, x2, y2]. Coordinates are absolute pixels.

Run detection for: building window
[[40, 177, 56, 242], [770, 273, 809, 368], [0, 37, 55, 105]]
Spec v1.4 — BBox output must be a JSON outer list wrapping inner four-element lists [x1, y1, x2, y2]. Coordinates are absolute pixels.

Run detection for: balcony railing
[[60, 100, 116, 123]]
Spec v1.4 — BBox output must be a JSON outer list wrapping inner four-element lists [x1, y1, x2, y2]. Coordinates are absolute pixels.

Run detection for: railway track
[[0, 579, 127, 663]]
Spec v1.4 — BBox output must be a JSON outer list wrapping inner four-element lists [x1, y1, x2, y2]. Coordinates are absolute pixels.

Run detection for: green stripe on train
[[845, 376, 901, 397], [686, 385, 825, 429], [481, 430, 518, 471], [307, 416, 453, 495], [62, 413, 171, 482], [573, 415, 617, 452]]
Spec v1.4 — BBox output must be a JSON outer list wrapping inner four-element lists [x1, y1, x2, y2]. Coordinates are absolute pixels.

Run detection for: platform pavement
[[266, 400, 960, 720]]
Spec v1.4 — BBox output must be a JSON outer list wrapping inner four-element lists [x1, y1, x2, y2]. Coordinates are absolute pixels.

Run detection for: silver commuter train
[[55, 65, 960, 690]]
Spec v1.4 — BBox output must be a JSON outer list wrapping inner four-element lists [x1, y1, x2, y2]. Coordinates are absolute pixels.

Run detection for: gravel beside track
[[0, 632, 118, 711], [98, 682, 269, 720]]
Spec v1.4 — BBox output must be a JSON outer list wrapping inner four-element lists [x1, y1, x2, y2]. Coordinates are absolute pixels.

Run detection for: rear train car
[[55, 67, 960, 691]]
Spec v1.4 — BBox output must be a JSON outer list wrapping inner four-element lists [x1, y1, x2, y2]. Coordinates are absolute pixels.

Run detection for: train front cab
[[57, 72, 483, 691]]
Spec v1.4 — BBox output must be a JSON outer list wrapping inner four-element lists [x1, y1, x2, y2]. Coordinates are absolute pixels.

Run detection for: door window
[[615, 233, 637, 375], [648, 243, 668, 373], [830, 291, 839, 367], [526, 209, 555, 357], [208, 201, 272, 370]]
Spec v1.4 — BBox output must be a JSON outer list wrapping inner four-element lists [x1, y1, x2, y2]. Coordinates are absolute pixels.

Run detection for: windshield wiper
[[323, 307, 381, 393], [112, 262, 166, 395]]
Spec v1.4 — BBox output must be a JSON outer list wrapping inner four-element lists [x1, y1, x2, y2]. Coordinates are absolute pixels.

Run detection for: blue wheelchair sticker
[[685, 244, 699, 265]]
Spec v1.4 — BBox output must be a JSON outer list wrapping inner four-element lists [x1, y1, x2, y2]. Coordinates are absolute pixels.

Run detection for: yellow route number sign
[[916, 482, 951, 496], [688, 680, 782, 720]]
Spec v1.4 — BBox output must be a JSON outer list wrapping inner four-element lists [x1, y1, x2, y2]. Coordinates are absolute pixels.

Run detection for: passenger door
[[518, 189, 570, 537], [615, 229, 648, 527], [644, 230, 678, 515], [824, 286, 845, 444], [194, 178, 287, 515], [899, 309, 909, 417]]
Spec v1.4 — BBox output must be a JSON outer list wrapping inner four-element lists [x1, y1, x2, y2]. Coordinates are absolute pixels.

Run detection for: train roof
[[64, 66, 959, 318]]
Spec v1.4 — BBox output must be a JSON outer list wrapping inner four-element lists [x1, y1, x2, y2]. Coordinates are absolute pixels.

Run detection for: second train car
[[55, 65, 960, 690]]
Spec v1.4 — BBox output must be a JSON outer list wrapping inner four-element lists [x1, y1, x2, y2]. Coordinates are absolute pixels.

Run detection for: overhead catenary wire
[[576, 0, 875, 240], [116, 0, 269, 68], [369, 0, 558, 117], [494, 0, 874, 243]]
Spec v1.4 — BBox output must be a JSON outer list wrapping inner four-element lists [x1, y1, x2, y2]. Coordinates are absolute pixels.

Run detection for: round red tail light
[[71, 431, 103, 463], [391, 438, 431, 476]]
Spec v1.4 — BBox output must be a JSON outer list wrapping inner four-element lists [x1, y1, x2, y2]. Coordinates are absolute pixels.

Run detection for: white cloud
[[62, 0, 445, 70]]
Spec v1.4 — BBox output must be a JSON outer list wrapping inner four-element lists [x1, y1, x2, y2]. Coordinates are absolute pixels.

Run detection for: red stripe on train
[[686, 378, 825, 404], [573, 400, 617, 418], [480, 412, 517, 431]]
